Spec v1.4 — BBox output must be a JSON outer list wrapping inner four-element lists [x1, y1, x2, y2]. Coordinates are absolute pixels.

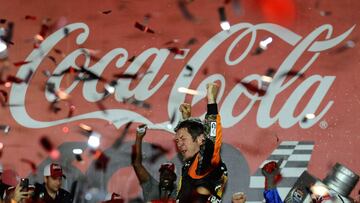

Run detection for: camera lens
[[323, 163, 359, 197]]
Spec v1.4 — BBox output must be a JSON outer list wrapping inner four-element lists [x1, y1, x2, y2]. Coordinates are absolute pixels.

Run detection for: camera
[[20, 178, 29, 191], [284, 163, 359, 203], [136, 124, 147, 134]]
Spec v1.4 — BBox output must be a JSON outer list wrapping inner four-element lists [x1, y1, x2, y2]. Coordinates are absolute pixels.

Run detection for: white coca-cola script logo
[[9, 22, 355, 131]]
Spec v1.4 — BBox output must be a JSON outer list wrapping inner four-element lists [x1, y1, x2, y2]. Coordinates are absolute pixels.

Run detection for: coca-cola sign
[[0, 0, 359, 202], [9, 22, 354, 130]]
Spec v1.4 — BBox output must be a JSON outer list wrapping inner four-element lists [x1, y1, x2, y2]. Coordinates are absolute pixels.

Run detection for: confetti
[[51, 66, 79, 77], [168, 47, 185, 55], [128, 56, 136, 62], [177, 87, 202, 96], [134, 22, 155, 34], [123, 96, 151, 109], [75, 66, 106, 82], [278, 70, 305, 79], [320, 11, 332, 16], [218, 7, 230, 31], [2, 22, 14, 45], [63, 27, 69, 37], [25, 15, 37, 20], [333, 40, 356, 53], [184, 65, 193, 77], [92, 150, 109, 171], [68, 104, 76, 118], [39, 136, 54, 152], [24, 70, 33, 83], [178, 0, 196, 21], [112, 121, 133, 149], [39, 136, 60, 160], [47, 55, 57, 64], [95, 100, 107, 114], [101, 10, 112, 15], [259, 37, 273, 50], [302, 113, 315, 123], [13, 61, 31, 67], [164, 39, 179, 45], [202, 67, 209, 75], [6, 75, 24, 84], [185, 37, 198, 47], [112, 73, 137, 79], [49, 100, 62, 113], [39, 18, 51, 39], [0, 125, 11, 134], [103, 81, 117, 98], [143, 13, 152, 25], [236, 80, 266, 96]]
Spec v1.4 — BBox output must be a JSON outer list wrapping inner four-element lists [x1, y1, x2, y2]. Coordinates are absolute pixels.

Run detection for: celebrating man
[[175, 83, 228, 203]]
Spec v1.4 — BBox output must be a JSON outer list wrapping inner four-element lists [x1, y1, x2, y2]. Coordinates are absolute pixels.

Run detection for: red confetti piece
[[235, 80, 266, 96], [134, 22, 155, 34], [168, 47, 185, 55], [202, 67, 209, 75], [164, 39, 179, 45], [39, 19, 51, 39], [68, 104, 76, 118], [25, 15, 37, 20], [6, 75, 24, 84], [128, 56, 136, 62], [101, 10, 112, 14], [13, 61, 31, 67]]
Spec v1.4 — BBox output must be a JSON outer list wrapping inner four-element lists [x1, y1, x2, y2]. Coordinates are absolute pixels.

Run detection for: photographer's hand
[[11, 184, 32, 202]]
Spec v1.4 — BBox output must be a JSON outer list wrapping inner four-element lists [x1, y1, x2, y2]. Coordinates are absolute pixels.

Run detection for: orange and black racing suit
[[176, 103, 228, 203]]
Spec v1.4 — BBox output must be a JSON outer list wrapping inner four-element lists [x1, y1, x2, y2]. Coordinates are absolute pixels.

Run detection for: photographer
[[132, 124, 177, 202], [32, 163, 72, 203]]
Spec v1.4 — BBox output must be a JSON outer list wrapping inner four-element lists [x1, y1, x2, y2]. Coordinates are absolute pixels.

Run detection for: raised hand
[[179, 103, 191, 119], [136, 124, 147, 138], [206, 82, 219, 104]]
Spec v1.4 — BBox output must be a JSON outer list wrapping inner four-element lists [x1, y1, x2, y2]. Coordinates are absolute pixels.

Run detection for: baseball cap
[[43, 163, 65, 178]]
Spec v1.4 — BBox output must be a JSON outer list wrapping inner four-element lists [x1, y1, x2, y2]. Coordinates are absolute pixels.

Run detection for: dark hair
[[175, 120, 204, 141]]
